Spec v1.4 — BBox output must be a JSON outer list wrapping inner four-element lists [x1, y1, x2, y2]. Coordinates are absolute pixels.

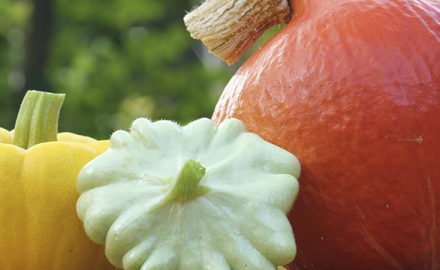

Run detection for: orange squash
[[212, 0, 440, 269]]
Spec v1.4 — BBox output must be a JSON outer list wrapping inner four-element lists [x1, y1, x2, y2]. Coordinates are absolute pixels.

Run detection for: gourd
[[0, 91, 114, 269], [76, 117, 300, 270], [186, 0, 440, 269]]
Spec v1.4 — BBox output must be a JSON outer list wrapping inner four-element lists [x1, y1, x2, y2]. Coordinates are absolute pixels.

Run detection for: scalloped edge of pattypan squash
[[77, 117, 300, 270]]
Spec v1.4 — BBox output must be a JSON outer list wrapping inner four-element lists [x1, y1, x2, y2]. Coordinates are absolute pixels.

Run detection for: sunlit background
[[0, 0, 282, 139]]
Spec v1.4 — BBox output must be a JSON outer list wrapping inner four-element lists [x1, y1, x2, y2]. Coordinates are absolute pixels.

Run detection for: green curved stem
[[147, 160, 211, 214], [166, 159, 210, 202], [12, 90, 65, 149]]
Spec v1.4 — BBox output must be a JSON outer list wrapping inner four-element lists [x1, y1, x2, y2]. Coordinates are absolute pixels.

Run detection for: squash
[[0, 91, 114, 269], [187, 0, 440, 269], [77, 117, 300, 270]]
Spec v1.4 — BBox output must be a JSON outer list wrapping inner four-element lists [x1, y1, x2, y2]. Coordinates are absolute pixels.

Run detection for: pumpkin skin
[[212, 0, 440, 269], [0, 129, 114, 270]]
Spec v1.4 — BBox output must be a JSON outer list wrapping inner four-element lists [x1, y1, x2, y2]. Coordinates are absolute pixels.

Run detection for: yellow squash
[[0, 91, 114, 269]]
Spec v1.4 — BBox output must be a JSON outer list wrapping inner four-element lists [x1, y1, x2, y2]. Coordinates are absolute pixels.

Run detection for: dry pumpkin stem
[[12, 90, 65, 149], [184, 0, 292, 65]]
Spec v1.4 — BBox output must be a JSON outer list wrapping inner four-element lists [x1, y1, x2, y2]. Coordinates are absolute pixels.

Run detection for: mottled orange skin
[[212, 0, 440, 269]]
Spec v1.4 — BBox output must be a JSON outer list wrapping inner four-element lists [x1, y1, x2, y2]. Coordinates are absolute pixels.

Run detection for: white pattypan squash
[[77, 118, 300, 270]]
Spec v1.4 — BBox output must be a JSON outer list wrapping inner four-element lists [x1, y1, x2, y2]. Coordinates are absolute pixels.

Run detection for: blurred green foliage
[[0, 0, 282, 139]]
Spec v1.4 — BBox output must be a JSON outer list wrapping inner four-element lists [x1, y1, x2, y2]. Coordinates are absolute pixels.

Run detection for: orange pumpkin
[[212, 0, 440, 269]]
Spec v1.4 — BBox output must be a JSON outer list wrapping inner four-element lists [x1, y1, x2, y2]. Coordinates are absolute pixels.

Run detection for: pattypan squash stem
[[184, 0, 292, 65], [167, 159, 210, 202], [12, 90, 65, 149]]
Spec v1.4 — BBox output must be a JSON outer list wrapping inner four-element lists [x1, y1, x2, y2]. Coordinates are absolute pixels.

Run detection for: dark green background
[[0, 0, 281, 139]]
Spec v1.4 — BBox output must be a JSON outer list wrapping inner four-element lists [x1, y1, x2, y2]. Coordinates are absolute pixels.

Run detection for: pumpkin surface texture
[[0, 91, 113, 269], [212, 0, 440, 269]]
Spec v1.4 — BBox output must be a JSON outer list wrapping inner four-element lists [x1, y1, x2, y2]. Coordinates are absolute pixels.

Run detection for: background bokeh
[[0, 0, 282, 139]]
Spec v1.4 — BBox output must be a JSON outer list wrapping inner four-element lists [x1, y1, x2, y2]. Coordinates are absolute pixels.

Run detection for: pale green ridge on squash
[[77, 117, 300, 270]]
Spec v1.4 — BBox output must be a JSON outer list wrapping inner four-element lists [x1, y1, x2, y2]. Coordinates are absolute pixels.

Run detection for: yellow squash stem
[[12, 90, 65, 149], [184, 0, 292, 65], [166, 159, 211, 202]]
